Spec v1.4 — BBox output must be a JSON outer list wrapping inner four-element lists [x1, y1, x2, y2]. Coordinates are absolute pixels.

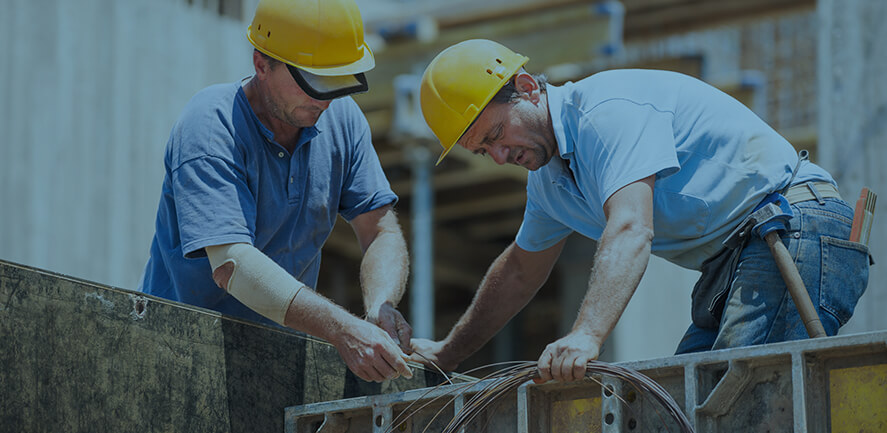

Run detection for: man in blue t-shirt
[[139, 0, 412, 383], [410, 39, 869, 382]]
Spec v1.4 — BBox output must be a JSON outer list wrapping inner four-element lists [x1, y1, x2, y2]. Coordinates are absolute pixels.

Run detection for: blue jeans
[[676, 198, 870, 354]]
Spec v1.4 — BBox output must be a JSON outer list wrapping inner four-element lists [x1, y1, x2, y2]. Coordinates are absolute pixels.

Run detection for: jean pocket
[[819, 236, 870, 325]]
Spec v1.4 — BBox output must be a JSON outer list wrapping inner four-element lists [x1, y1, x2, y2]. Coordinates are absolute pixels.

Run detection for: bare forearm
[[284, 286, 360, 341], [573, 224, 651, 345], [441, 242, 559, 365], [284, 284, 412, 382], [536, 177, 655, 383], [360, 217, 409, 312], [443, 278, 531, 363]]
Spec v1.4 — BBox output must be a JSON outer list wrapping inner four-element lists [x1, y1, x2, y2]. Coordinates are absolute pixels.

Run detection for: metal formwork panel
[[829, 363, 887, 432], [285, 331, 887, 432]]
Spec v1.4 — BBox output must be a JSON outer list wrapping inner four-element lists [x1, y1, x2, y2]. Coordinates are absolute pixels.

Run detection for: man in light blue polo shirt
[[139, 0, 412, 383], [409, 39, 869, 382]]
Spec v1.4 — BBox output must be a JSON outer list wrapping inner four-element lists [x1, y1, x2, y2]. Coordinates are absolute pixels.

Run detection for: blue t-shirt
[[139, 81, 397, 325], [516, 70, 834, 270]]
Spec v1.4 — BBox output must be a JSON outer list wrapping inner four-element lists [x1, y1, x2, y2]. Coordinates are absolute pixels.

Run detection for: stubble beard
[[265, 93, 323, 129], [281, 106, 323, 129], [526, 124, 556, 171]]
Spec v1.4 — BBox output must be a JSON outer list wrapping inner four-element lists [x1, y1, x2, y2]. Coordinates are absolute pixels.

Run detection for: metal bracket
[[696, 360, 752, 418], [316, 412, 349, 433]]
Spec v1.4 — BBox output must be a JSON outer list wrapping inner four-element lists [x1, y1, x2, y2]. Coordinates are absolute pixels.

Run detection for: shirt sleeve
[[173, 155, 255, 258], [581, 99, 680, 203], [337, 108, 398, 221], [515, 192, 574, 252]]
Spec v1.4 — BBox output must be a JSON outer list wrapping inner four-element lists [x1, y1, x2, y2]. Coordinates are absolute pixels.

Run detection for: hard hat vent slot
[[496, 58, 502, 63], [486, 69, 492, 74], [267, 31, 271, 38]]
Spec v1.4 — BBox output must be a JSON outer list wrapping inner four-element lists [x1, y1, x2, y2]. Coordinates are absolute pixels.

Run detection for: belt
[[723, 181, 842, 250], [784, 181, 842, 204]]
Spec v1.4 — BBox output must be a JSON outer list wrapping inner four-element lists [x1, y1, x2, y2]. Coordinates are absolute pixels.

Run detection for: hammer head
[[751, 193, 794, 238]]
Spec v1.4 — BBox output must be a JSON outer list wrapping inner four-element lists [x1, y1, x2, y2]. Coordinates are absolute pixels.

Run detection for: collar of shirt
[[545, 83, 574, 159], [293, 126, 320, 150], [541, 83, 581, 191]]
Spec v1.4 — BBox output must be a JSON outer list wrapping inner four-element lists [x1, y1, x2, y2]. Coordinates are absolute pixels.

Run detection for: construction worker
[[410, 39, 870, 382], [139, 0, 413, 383]]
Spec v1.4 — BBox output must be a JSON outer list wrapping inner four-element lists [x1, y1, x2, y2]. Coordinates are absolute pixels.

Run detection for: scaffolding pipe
[[392, 73, 436, 339], [408, 145, 434, 339]]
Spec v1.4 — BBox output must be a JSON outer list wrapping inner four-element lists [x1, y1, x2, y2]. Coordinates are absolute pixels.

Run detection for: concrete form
[[0, 259, 441, 433]]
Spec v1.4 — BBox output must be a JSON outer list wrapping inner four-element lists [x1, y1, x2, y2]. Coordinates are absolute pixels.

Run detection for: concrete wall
[[0, 259, 440, 432], [818, 0, 887, 334], [597, 9, 819, 134], [0, 0, 254, 290]]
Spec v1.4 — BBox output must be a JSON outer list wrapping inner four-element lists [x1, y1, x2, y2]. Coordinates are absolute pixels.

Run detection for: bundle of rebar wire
[[388, 359, 695, 433]]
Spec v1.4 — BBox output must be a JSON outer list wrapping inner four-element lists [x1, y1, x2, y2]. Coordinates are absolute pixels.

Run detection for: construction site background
[[1, 0, 884, 371]]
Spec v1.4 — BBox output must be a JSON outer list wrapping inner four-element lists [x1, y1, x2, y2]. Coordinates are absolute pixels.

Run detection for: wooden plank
[[390, 161, 526, 196], [465, 216, 525, 241], [436, 190, 528, 222], [322, 218, 498, 289], [623, 0, 814, 37]]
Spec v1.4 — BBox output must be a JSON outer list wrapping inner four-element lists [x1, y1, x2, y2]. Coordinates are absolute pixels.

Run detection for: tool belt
[[690, 180, 843, 329]]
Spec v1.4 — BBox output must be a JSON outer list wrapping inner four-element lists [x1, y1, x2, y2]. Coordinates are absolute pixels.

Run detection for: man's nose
[[489, 143, 509, 165]]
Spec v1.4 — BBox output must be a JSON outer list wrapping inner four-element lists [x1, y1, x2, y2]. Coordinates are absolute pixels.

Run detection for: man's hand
[[408, 338, 458, 372], [333, 318, 413, 383], [367, 301, 413, 354], [535, 331, 601, 383]]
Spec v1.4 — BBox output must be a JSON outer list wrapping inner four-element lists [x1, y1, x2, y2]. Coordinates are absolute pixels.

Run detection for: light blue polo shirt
[[516, 70, 833, 270], [139, 81, 396, 325]]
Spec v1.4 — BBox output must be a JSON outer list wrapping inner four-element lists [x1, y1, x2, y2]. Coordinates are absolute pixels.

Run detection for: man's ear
[[514, 72, 541, 103], [252, 50, 270, 77]]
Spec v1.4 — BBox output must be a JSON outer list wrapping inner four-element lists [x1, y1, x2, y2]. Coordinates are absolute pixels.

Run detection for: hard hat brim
[[436, 140, 457, 165], [295, 47, 376, 76], [288, 65, 368, 100]]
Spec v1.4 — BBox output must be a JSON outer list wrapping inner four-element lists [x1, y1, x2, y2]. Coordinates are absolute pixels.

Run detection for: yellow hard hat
[[420, 39, 529, 164], [247, 0, 374, 99]]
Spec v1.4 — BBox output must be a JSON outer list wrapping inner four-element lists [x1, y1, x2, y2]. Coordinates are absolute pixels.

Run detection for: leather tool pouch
[[690, 240, 747, 329]]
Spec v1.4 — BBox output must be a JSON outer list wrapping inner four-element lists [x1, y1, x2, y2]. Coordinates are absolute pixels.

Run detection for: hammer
[[750, 193, 827, 338]]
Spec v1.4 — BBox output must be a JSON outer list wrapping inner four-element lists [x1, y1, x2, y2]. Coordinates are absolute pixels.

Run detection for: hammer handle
[[764, 232, 827, 338]]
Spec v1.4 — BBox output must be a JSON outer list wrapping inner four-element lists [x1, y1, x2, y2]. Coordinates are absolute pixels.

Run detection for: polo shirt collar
[[297, 125, 320, 147], [257, 120, 320, 149], [546, 83, 574, 159]]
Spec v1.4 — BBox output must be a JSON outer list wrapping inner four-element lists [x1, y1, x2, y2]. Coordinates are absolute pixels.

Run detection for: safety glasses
[[287, 65, 368, 101]]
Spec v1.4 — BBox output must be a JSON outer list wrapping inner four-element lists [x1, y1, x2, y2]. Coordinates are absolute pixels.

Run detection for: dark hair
[[489, 71, 548, 105], [255, 49, 281, 68]]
